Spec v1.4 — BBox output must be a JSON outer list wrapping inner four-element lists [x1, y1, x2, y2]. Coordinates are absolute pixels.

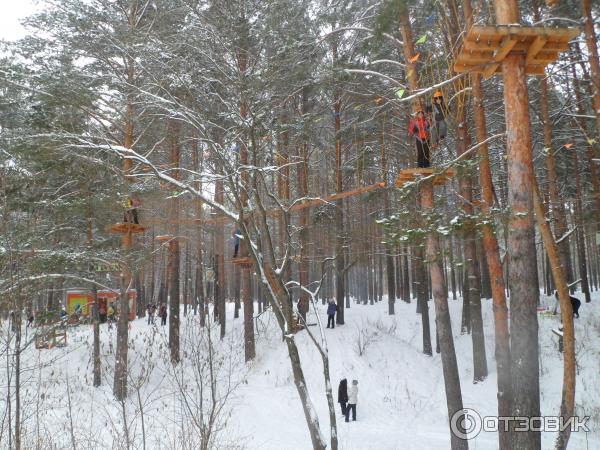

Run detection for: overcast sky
[[0, 0, 37, 41]]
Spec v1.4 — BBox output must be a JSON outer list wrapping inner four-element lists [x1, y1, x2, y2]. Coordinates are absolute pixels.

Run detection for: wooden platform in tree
[[107, 223, 147, 234], [453, 25, 580, 79], [155, 234, 174, 241], [228, 257, 253, 267], [395, 168, 455, 187]]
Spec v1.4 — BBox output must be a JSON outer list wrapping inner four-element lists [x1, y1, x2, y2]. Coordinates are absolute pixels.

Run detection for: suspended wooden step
[[155, 234, 174, 242], [395, 168, 455, 187], [107, 223, 147, 234], [453, 25, 580, 79], [227, 257, 253, 267]]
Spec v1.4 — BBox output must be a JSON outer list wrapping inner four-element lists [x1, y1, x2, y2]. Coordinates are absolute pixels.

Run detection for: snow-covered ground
[[1, 291, 599, 450]]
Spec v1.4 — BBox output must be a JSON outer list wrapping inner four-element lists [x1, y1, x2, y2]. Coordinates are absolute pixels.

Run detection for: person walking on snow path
[[338, 379, 348, 415], [326, 300, 337, 328], [345, 379, 358, 422]]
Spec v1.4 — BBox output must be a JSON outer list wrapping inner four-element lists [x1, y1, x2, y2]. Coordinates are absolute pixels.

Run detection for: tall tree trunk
[[332, 32, 346, 325], [192, 138, 205, 325], [402, 250, 410, 303], [494, 2, 541, 448], [113, 47, 136, 400], [571, 55, 597, 303], [297, 87, 310, 319], [532, 180, 575, 450], [238, 9, 255, 360], [168, 117, 181, 365], [573, 149, 592, 303], [381, 114, 396, 313], [400, 5, 433, 356], [114, 249, 131, 400], [422, 181, 468, 450], [582, 0, 600, 170], [462, 1, 512, 447], [446, 0, 487, 381], [86, 192, 101, 387]]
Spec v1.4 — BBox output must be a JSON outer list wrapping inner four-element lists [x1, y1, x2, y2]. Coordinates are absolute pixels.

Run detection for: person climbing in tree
[[326, 300, 337, 329], [345, 379, 358, 422], [430, 90, 448, 145], [338, 378, 349, 415], [130, 194, 141, 224], [408, 110, 431, 168], [233, 228, 241, 258], [123, 193, 141, 224]]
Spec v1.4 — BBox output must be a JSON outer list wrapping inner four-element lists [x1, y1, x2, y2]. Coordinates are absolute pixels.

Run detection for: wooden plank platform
[[395, 168, 455, 187], [155, 234, 174, 241], [107, 223, 147, 234], [453, 25, 580, 79], [228, 257, 253, 266]]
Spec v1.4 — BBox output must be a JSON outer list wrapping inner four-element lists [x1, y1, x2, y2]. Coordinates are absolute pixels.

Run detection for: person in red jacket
[[408, 110, 432, 168]]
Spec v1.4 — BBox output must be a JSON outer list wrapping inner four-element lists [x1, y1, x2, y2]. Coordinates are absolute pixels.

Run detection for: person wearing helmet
[[408, 110, 431, 168], [431, 90, 448, 144]]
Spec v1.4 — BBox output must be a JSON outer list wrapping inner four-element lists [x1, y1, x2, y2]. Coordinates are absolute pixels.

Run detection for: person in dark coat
[[326, 300, 337, 328], [233, 228, 241, 258], [159, 303, 167, 326], [554, 291, 581, 318], [338, 379, 348, 415]]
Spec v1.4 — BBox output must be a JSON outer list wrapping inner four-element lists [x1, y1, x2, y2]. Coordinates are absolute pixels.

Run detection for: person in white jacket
[[345, 379, 358, 422]]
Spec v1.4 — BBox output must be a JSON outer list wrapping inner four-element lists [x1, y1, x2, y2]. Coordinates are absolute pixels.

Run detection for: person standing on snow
[[326, 300, 337, 329], [159, 303, 167, 326], [345, 379, 358, 422], [338, 378, 349, 415], [107, 304, 115, 329]]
